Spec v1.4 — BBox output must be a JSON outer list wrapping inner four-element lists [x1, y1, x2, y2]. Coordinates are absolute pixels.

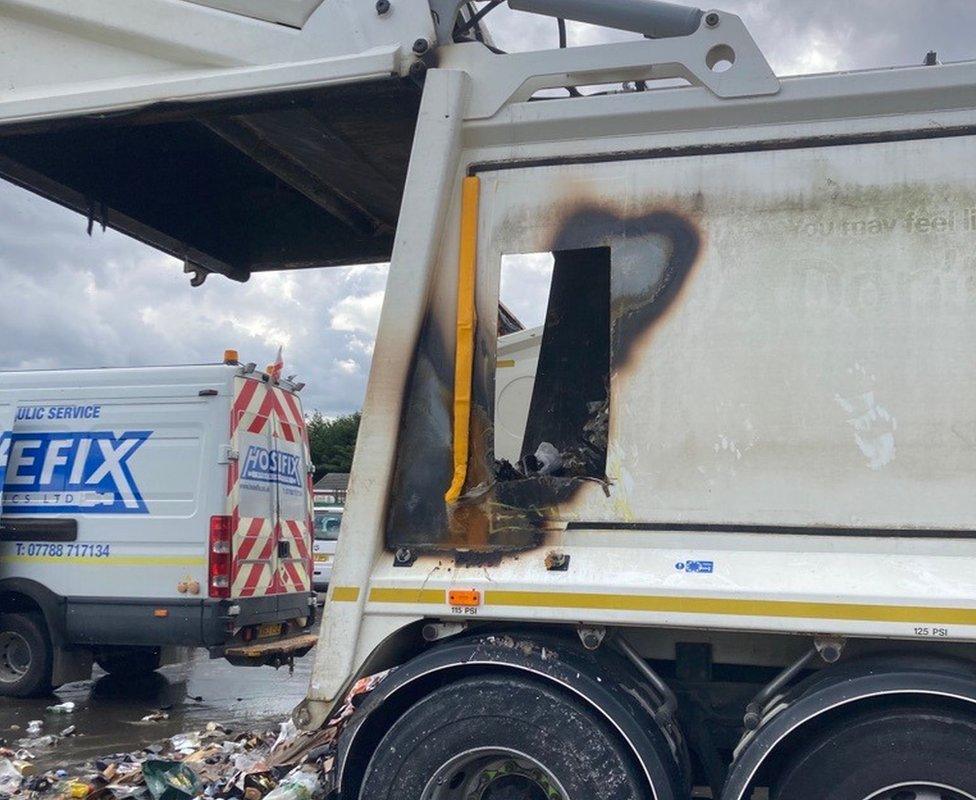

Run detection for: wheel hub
[[0, 631, 31, 684], [422, 749, 567, 800]]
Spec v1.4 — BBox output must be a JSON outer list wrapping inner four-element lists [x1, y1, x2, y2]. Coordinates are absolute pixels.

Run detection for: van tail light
[[209, 515, 233, 599]]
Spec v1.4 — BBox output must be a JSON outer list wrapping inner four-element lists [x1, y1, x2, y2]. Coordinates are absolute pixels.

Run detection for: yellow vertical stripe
[[445, 176, 481, 503]]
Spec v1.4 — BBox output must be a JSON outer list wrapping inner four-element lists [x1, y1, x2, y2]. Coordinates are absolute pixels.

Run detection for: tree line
[[306, 412, 360, 480]]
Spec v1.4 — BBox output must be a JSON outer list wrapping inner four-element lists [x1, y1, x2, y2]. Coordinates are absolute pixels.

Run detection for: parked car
[[312, 506, 342, 590]]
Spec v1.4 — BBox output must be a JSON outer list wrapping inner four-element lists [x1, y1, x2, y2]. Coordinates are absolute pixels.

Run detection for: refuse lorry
[[2, 0, 976, 796], [0, 356, 318, 696]]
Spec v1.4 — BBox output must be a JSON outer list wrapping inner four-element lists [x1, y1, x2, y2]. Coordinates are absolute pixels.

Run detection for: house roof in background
[[315, 472, 350, 491]]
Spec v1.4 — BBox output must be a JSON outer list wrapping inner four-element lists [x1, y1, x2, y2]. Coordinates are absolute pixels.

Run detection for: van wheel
[[0, 613, 54, 697], [772, 704, 976, 799], [359, 674, 648, 800], [96, 647, 162, 677]]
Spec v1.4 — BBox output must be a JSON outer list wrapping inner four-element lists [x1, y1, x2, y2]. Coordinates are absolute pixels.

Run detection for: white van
[[312, 506, 342, 591], [0, 357, 318, 697]]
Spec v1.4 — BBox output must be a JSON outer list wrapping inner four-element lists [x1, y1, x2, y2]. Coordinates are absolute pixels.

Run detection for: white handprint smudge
[[834, 390, 897, 470]]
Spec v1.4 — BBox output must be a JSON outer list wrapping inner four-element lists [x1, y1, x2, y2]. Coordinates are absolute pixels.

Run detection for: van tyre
[[96, 647, 162, 677], [773, 703, 976, 800], [359, 673, 648, 800], [0, 612, 54, 698]]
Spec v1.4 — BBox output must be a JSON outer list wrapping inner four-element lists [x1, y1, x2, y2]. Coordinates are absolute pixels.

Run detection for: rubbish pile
[[0, 670, 394, 800], [494, 398, 611, 484]]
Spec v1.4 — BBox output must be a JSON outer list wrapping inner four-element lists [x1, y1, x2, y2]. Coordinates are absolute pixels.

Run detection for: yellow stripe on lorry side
[[484, 590, 976, 626], [369, 587, 447, 605], [335, 585, 976, 627], [331, 586, 361, 602]]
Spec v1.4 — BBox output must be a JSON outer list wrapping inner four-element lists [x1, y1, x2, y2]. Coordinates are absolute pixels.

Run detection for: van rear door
[[272, 411, 313, 596], [231, 378, 278, 598], [230, 378, 311, 599]]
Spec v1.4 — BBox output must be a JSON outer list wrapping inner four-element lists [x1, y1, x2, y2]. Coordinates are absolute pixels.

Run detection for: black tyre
[[0, 612, 54, 697], [359, 673, 648, 800], [96, 647, 162, 677], [773, 703, 976, 800]]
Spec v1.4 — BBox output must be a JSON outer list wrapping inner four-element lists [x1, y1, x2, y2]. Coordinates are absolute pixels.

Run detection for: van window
[[314, 510, 342, 541]]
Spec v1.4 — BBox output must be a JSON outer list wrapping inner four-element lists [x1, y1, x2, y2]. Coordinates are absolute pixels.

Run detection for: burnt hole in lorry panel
[[493, 247, 611, 496], [385, 201, 702, 554]]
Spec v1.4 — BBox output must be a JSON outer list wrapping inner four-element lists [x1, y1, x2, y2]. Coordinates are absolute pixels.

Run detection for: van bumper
[[64, 591, 317, 649]]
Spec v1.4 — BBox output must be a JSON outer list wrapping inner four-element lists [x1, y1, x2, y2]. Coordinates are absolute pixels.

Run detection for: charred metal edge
[[566, 522, 976, 539], [467, 124, 976, 176]]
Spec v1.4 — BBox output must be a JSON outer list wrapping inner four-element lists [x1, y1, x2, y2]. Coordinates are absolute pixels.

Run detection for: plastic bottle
[[0, 759, 24, 795], [262, 770, 321, 800]]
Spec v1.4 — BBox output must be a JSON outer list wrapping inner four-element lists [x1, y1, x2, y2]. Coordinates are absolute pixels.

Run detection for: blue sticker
[[241, 444, 303, 489], [0, 431, 151, 515], [675, 560, 714, 574]]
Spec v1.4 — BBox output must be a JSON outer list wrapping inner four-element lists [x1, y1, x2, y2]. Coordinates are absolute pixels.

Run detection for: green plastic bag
[[142, 760, 201, 800]]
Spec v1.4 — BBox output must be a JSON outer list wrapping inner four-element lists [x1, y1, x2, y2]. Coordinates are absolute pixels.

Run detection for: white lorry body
[[0, 362, 317, 694], [5, 0, 976, 796]]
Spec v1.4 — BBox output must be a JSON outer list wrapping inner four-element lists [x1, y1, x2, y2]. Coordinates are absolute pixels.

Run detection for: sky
[[1, 0, 974, 415]]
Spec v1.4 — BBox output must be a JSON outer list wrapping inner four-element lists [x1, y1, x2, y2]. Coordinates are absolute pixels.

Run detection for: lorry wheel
[[772, 703, 976, 799], [0, 613, 54, 697], [358, 673, 648, 800], [96, 647, 162, 677]]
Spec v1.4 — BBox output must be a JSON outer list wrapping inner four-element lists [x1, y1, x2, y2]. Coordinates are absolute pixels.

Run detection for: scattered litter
[[521, 441, 563, 476], [46, 701, 76, 714], [0, 668, 398, 800], [13, 761, 36, 778], [26, 721, 43, 736], [168, 733, 201, 756], [143, 760, 200, 800], [66, 779, 91, 798], [271, 720, 298, 754], [20, 735, 59, 749], [262, 769, 319, 800], [0, 759, 24, 794]]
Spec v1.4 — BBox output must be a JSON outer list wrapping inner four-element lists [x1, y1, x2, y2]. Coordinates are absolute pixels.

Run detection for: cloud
[[0, 183, 388, 416], [334, 358, 359, 375], [329, 290, 385, 336]]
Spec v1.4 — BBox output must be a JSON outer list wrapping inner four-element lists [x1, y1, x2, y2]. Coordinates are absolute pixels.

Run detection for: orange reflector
[[153, 609, 169, 618], [448, 589, 481, 607]]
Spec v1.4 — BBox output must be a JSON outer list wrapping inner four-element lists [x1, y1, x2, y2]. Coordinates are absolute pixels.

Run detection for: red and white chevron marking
[[227, 376, 313, 598]]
